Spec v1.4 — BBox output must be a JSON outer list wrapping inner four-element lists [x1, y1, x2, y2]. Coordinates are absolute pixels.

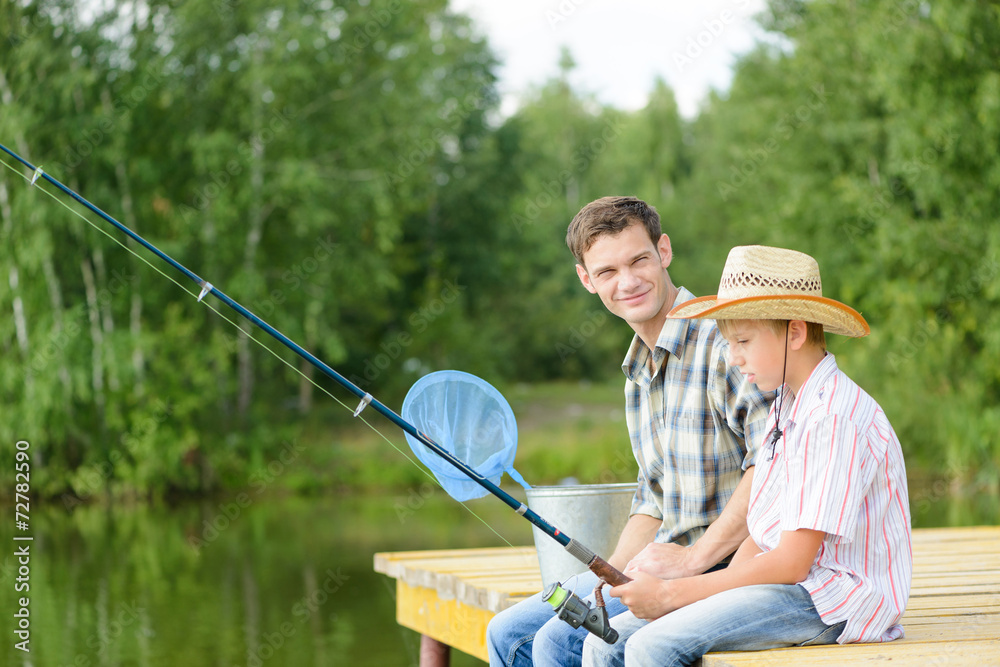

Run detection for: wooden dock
[[374, 526, 1000, 665]]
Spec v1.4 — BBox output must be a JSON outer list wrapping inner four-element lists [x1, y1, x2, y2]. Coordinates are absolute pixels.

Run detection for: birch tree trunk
[[101, 86, 147, 397], [0, 70, 31, 395], [91, 247, 121, 392], [80, 258, 107, 423], [236, 51, 271, 417]]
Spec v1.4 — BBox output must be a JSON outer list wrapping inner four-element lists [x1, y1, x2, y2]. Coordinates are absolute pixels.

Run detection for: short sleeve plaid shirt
[[623, 287, 774, 546]]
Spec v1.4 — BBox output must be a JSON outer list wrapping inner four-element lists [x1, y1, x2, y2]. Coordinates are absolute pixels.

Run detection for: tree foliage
[[1, 0, 997, 499]]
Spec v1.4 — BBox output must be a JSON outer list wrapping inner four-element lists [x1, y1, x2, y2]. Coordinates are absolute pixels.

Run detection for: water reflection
[[0, 478, 995, 666], [0, 493, 532, 667]]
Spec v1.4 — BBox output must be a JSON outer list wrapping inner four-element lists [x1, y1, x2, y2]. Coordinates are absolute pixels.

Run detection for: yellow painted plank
[[374, 547, 536, 577], [395, 579, 493, 662]]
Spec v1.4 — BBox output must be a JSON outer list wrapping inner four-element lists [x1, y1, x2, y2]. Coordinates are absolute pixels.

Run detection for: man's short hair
[[566, 196, 661, 266], [716, 319, 827, 350]]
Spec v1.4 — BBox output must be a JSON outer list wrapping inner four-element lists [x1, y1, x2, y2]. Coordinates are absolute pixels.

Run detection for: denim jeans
[[582, 583, 845, 667], [487, 570, 630, 667]]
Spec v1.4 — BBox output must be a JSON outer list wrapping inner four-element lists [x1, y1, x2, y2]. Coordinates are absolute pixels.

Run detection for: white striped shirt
[[747, 353, 913, 643]]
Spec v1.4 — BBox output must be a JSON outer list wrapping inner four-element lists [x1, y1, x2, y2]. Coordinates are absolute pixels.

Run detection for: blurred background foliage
[[1, 0, 998, 501]]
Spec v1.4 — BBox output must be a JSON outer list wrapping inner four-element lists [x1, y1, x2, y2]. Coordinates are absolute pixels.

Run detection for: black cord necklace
[[767, 322, 790, 461]]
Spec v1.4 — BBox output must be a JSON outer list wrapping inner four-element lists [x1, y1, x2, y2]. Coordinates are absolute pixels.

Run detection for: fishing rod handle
[[589, 554, 631, 587], [565, 538, 631, 586]]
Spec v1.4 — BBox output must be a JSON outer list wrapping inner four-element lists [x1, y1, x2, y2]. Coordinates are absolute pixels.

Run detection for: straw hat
[[667, 245, 869, 337]]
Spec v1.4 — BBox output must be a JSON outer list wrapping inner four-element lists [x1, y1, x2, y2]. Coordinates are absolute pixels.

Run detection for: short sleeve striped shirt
[[623, 287, 774, 547], [747, 353, 913, 643]]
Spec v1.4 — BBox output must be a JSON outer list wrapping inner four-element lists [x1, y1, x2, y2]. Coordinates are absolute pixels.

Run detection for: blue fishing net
[[401, 370, 531, 501]]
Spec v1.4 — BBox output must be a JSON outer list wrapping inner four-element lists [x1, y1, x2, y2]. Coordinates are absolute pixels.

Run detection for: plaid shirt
[[623, 287, 774, 546]]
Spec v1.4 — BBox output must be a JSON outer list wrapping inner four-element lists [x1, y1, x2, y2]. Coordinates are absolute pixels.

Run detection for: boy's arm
[[612, 528, 825, 620], [624, 467, 754, 579], [728, 533, 763, 567]]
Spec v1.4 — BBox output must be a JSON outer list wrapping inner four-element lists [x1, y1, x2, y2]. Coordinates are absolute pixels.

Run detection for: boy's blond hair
[[716, 319, 827, 350]]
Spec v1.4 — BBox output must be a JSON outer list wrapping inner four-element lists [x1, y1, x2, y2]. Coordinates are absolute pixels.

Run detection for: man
[[486, 196, 774, 666]]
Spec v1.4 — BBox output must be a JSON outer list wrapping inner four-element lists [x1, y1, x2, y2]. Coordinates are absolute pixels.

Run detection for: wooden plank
[[704, 639, 1000, 666], [904, 595, 1000, 614], [910, 526, 1000, 542], [395, 579, 493, 663], [900, 617, 1000, 640], [375, 526, 1000, 665]]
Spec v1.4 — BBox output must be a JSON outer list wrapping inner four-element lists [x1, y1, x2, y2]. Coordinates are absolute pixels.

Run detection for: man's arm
[[612, 527, 824, 620], [607, 513, 661, 571], [623, 466, 754, 579]]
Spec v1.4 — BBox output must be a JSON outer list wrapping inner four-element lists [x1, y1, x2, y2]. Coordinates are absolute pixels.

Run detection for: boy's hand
[[609, 571, 689, 620], [624, 542, 695, 580]]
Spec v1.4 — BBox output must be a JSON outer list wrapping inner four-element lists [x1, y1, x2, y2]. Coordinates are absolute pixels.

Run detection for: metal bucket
[[525, 482, 635, 587]]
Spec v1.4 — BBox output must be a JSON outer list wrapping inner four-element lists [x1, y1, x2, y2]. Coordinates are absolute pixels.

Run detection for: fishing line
[[3, 143, 635, 644], [0, 150, 516, 546]]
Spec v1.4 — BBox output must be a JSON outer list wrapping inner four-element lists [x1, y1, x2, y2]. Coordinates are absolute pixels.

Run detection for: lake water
[[1, 478, 996, 666]]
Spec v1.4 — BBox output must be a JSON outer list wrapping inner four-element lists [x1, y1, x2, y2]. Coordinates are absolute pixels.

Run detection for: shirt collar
[[622, 286, 698, 385], [781, 352, 839, 429]]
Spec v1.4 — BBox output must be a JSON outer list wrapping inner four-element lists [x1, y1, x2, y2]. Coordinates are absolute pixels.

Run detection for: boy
[[584, 245, 912, 666]]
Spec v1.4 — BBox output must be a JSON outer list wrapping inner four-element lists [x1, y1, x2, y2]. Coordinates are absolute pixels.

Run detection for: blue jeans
[[487, 570, 629, 667], [582, 583, 845, 667]]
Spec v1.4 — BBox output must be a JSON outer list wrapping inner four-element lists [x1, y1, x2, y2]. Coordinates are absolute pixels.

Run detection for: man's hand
[[608, 571, 690, 620], [623, 542, 696, 580]]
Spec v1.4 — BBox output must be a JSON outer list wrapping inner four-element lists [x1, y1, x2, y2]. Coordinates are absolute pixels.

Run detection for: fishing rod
[[0, 141, 628, 641]]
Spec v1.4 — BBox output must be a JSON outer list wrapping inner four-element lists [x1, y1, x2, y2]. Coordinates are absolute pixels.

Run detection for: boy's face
[[723, 321, 788, 392], [576, 223, 672, 329]]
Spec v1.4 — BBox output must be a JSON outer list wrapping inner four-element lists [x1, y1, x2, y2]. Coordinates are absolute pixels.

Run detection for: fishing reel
[[542, 581, 619, 644]]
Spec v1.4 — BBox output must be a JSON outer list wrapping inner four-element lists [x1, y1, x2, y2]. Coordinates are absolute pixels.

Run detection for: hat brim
[[668, 294, 870, 338]]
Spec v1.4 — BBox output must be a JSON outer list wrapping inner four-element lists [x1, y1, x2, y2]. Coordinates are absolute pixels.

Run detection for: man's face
[[576, 223, 672, 328], [723, 321, 787, 392]]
